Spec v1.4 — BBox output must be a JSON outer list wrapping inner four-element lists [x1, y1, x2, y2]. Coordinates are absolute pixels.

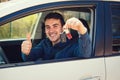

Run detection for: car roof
[[0, 0, 119, 18], [0, 0, 66, 18]]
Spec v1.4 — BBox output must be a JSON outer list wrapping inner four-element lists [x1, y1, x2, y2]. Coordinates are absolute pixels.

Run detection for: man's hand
[[63, 17, 87, 35], [21, 33, 32, 55]]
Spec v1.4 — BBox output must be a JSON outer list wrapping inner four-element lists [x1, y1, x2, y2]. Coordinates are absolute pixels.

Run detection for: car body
[[0, 0, 120, 80]]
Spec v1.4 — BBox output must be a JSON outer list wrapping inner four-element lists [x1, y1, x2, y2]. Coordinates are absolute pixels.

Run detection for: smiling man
[[45, 18, 63, 46], [21, 12, 91, 61]]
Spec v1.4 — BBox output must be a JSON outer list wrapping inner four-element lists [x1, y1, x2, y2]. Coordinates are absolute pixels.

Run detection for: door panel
[[0, 58, 105, 80], [105, 56, 120, 80]]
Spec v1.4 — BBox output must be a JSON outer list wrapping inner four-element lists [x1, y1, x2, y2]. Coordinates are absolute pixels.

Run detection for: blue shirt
[[22, 32, 91, 61]]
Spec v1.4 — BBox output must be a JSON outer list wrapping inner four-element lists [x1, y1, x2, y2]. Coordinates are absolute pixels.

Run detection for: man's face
[[45, 18, 63, 45]]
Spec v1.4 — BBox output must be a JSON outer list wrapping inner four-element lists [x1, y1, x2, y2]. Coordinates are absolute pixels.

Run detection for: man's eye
[[54, 25, 58, 28], [45, 26, 50, 29]]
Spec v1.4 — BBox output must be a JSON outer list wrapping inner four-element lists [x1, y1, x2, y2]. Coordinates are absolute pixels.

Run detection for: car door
[[104, 2, 120, 80], [0, 1, 106, 80]]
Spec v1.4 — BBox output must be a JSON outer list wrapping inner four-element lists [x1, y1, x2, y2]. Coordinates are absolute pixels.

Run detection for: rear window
[[112, 5, 120, 54]]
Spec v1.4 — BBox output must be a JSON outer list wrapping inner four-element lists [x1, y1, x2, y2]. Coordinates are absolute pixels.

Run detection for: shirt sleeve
[[21, 40, 45, 61], [75, 32, 91, 58]]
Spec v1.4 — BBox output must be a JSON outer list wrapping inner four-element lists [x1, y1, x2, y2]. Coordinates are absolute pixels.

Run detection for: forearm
[[78, 32, 91, 58], [21, 49, 42, 61], [21, 44, 44, 61]]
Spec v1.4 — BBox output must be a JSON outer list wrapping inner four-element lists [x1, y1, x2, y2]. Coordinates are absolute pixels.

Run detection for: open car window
[[0, 6, 93, 65], [33, 8, 92, 46]]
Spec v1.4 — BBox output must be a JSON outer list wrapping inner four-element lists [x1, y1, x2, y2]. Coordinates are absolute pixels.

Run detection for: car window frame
[[0, 1, 100, 68], [104, 2, 120, 56]]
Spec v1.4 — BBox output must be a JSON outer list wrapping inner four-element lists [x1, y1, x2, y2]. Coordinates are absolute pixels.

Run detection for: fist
[[63, 17, 87, 35], [21, 33, 32, 55]]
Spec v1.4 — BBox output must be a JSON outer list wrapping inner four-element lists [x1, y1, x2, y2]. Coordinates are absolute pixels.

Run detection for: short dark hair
[[44, 12, 65, 26]]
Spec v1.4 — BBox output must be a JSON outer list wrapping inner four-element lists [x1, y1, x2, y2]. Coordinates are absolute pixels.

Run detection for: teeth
[[50, 34, 56, 37]]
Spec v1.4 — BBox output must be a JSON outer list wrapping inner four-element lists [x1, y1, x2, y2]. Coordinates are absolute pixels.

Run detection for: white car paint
[[0, 0, 119, 18], [0, 58, 105, 80], [0, 0, 120, 80], [105, 56, 120, 80], [0, 0, 65, 18]]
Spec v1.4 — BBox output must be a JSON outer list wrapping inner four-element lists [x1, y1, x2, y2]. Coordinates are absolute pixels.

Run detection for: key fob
[[60, 32, 67, 43], [64, 29, 72, 40]]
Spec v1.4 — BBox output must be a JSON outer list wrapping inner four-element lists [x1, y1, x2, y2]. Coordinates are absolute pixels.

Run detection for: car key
[[60, 32, 67, 43]]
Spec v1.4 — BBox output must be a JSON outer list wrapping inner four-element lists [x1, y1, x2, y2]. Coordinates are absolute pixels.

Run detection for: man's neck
[[52, 39, 61, 46]]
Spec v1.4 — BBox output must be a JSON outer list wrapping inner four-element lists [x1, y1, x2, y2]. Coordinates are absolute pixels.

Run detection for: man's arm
[[22, 41, 45, 61], [78, 32, 91, 58], [64, 17, 91, 58], [21, 33, 44, 61]]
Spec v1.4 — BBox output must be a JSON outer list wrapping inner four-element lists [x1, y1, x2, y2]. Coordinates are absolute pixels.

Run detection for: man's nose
[[49, 27, 55, 32]]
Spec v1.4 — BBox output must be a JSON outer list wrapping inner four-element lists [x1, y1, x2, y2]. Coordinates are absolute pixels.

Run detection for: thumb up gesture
[[21, 33, 32, 55]]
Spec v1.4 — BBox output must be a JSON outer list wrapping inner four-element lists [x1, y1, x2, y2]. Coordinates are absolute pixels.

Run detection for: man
[[21, 12, 91, 61]]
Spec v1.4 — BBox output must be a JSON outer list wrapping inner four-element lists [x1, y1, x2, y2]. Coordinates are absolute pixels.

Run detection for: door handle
[[80, 76, 100, 80]]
